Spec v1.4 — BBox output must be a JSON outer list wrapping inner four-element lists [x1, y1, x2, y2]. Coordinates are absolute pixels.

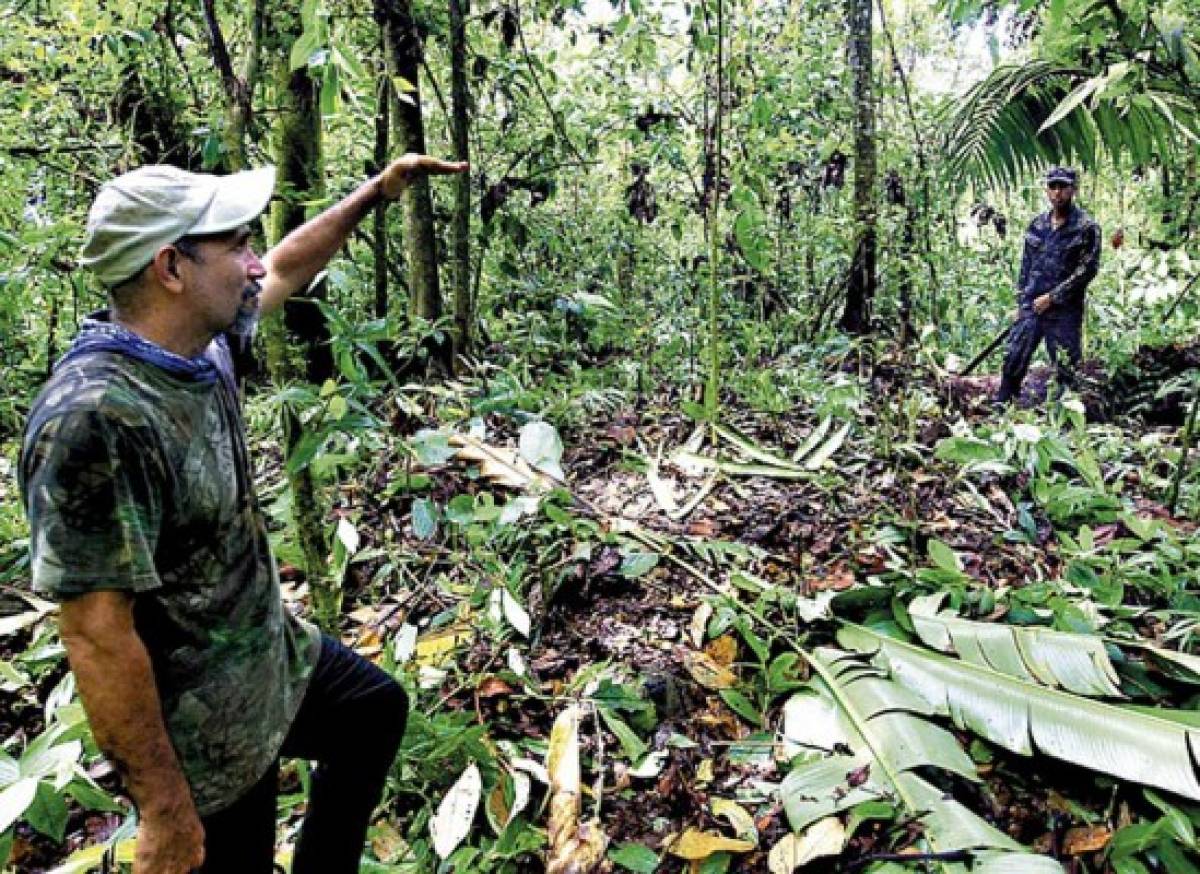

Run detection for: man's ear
[[149, 246, 185, 292]]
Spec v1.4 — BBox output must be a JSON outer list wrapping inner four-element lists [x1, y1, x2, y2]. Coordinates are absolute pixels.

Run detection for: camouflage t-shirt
[[19, 325, 320, 815]]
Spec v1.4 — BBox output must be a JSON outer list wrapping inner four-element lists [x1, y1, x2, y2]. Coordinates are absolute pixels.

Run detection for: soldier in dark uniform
[[995, 167, 1101, 405]]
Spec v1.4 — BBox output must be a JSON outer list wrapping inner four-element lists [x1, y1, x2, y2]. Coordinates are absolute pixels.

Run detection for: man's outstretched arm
[[258, 153, 467, 315], [59, 591, 204, 874]]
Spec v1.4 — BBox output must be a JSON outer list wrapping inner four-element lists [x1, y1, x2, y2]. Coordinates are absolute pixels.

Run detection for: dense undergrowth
[[2, 303, 1198, 872]]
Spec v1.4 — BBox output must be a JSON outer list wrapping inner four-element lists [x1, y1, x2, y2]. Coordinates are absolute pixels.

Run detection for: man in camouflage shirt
[[20, 154, 465, 873], [995, 166, 1102, 405]]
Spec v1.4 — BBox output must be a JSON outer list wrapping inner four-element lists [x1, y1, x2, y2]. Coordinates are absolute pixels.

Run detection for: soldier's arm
[[1049, 221, 1101, 307], [258, 153, 467, 315], [59, 590, 204, 874]]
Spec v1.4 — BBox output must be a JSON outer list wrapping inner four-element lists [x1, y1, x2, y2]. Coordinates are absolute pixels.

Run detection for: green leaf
[[411, 430, 456, 466], [927, 539, 963, 575], [620, 552, 659, 578], [289, 29, 322, 72], [906, 602, 1123, 697], [779, 648, 1057, 869], [65, 776, 121, 814], [1038, 75, 1103, 134], [26, 782, 68, 841], [320, 63, 340, 115], [445, 494, 476, 526], [935, 436, 1004, 465], [805, 422, 852, 470], [719, 689, 762, 726], [840, 623, 1200, 800], [518, 421, 565, 481], [609, 841, 659, 873], [597, 709, 648, 762], [412, 498, 439, 540]]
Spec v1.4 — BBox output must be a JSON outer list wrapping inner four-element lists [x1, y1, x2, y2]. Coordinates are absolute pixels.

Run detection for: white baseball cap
[[79, 164, 276, 287]]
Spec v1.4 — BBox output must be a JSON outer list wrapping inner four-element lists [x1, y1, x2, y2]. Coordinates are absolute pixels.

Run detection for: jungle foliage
[[1, 0, 1199, 871]]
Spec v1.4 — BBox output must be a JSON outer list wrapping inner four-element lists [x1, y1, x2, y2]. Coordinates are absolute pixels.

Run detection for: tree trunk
[[376, 0, 444, 325], [449, 0, 472, 367], [200, 0, 263, 172], [839, 0, 876, 335], [262, 13, 337, 628], [374, 70, 390, 320]]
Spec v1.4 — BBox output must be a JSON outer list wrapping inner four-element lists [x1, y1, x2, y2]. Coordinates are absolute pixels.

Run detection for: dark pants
[[996, 308, 1083, 403], [198, 635, 407, 874]]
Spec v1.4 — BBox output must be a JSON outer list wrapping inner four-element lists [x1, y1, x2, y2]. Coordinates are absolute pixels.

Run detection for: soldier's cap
[[80, 165, 276, 288], [1044, 167, 1077, 186]]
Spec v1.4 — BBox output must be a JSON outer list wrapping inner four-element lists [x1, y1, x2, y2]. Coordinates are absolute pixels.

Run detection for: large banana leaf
[[907, 600, 1123, 698], [840, 624, 1200, 801], [779, 648, 1062, 873]]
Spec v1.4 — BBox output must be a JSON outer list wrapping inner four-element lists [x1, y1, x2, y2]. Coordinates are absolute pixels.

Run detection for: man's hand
[[135, 806, 205, 874], [378, 153, 469, 200], [1033, 293, 1053, 314], [58, 592, 203, 874]]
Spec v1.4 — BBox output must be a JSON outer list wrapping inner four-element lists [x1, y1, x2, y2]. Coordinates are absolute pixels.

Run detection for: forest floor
[[3, 340, 1199, 873]]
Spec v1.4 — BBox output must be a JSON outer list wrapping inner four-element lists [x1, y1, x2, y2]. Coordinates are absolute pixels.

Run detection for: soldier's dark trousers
[[198, 634, 408, 874], [996, 308, 1083, 403]]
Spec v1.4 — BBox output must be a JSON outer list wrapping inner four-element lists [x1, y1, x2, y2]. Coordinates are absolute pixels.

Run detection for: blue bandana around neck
[[57, 313, 220, 385]]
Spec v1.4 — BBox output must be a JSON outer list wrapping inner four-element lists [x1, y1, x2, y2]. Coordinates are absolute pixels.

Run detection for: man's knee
[[368, 677, 408, 757]]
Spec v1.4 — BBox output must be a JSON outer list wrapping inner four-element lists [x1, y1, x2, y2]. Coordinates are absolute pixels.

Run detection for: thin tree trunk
[[374, 70, 390, 320], [703, 0, 724, 421], [199, 0, 263, 171], [449, 0, 472, 368], [376, 0, 444, 326], [839, 0, 877, 335], [262, 15, 336, 628]]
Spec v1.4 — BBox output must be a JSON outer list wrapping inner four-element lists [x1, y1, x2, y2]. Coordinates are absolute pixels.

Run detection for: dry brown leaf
[[447, 434, 553, 491], [668, 829, 755, 861], [807, 568, 856, 592], [477, 677, 514, 698], [546, 706, 608, 874], [1063, 825, 1112, 856], [681, 647, 737, 690], [370, 820, 407, 863], [704, 635, 738, 668]]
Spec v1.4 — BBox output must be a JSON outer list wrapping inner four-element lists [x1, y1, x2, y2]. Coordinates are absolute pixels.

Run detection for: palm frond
[[941, 60, 1196, 189], [839, 624, 1200, 801], [778, 648, 1062, 872]]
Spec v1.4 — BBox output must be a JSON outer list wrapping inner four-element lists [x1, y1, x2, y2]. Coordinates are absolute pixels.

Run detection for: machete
[[960, 323, 1013, 377]]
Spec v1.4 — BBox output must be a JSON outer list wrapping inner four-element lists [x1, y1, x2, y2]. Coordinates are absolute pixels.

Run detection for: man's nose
[[247, 249, 266, 279]]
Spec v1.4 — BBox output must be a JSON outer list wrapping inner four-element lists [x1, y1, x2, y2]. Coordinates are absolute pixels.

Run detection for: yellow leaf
[[767, 818, 846, 873], [696, 758, 715, 784], [681, 647, 737, 689], [415, 625, 472, 666], [545, 706, 608, 874], [668, 828, 755, 860], [704, 635, 738, 668], [711, 798, 757, 843]]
